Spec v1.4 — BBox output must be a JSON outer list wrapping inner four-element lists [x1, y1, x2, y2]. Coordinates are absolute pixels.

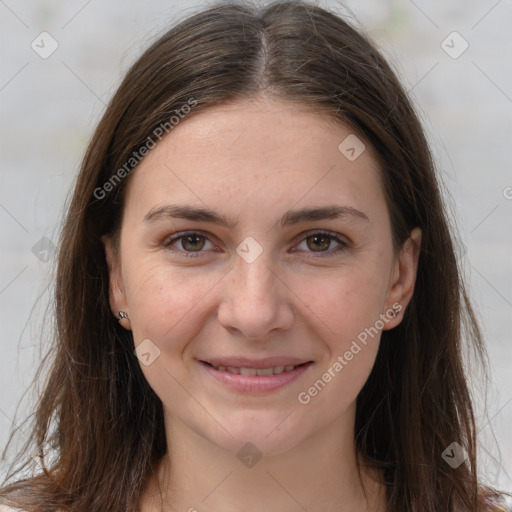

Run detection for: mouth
[[201, 361, 309, 376], [198, 359, 314, 393]]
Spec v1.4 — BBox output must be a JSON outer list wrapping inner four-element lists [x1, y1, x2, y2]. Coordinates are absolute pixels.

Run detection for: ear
[[383, 227, 422, 330], [102, 234, 130, 327]]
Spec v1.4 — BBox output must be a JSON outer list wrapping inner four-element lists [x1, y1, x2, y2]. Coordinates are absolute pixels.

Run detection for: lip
[[199, 359, 314, 393], [201, 356, 310, 369]]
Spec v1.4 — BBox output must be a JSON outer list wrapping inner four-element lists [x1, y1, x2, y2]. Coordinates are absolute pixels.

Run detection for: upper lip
[[200, 357, 312, 369]]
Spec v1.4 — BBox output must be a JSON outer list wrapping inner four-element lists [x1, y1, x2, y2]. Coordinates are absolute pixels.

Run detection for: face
[[103, 96, 421, 456]]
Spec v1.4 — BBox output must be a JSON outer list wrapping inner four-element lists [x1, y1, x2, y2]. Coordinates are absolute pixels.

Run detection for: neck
[[140, 407, 386, 512]]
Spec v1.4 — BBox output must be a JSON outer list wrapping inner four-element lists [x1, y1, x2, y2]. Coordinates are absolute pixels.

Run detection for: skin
[[103, 96, 421, 512]]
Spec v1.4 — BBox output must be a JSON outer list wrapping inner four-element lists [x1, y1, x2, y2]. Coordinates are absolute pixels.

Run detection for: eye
[[165, 231, 216, 256], [164, 230, 349, 258], [293, 231, 349, 256]]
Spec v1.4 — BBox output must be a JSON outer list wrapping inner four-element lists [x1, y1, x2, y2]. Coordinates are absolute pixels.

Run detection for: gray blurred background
[[1, 0, 511, 491]]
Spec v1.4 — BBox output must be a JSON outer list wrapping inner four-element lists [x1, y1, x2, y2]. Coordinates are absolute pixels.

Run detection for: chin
[[199, 412, 307, 458]]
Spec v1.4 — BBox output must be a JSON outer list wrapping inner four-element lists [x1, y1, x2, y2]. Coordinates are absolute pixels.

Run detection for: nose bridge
[[230, 249, 281, 314], [217, 246, 294, 338]]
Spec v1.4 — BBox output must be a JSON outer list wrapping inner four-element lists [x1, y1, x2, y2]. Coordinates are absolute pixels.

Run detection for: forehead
[[122, 97, 385, 223]]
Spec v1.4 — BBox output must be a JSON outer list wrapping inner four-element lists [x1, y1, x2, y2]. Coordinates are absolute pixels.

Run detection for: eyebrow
[[143, 204, 369, 229]]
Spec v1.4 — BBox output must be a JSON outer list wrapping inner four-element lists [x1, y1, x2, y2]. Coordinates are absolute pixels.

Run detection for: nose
[[217, 253, 295, 341]]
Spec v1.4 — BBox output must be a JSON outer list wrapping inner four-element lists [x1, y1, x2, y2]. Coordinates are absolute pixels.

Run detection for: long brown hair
[[0, 1, 506, 510]]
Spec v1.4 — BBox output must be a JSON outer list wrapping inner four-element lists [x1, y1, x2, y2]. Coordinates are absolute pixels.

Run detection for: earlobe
[[383, 227, 422, 330], [102, 234, 131, 330]]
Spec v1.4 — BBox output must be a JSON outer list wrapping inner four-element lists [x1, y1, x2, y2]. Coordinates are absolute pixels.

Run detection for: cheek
[[294, 263, 390, 337], [292, 262, 389, 400], [295, 272, 386, 411], [123, 262, 220, 351], [297, 342, 378, 420], [123, 264, 222, 403]]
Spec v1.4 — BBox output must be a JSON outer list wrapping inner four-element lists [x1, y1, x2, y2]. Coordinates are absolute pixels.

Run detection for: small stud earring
[[391, 306, 401, 318], [118, 311, 131, 330]]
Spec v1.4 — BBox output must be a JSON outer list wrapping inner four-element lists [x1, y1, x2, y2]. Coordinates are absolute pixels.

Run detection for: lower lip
[[200, 361, 313, 393]]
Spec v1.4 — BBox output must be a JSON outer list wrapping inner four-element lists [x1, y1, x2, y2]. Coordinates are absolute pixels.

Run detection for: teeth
[[240, 367, 258, 376], [256, 368, 274, 376], [210, 363, 303, 375]]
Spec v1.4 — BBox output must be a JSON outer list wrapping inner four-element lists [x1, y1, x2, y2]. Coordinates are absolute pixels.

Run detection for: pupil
[[308, 235, 330, 251], [183, 235, 204, 251]]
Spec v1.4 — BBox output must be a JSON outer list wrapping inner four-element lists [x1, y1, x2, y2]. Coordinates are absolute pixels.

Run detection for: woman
[[0, 1, 509, 511]]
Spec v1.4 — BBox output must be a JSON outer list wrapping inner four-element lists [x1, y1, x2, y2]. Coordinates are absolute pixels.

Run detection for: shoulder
[[0, 505, 28, 512], [453, 494, 512, 512], [486, 494, 512, 512]]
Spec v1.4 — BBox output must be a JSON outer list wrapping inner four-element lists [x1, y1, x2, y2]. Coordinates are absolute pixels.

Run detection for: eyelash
[[164, 230, 349, 258]]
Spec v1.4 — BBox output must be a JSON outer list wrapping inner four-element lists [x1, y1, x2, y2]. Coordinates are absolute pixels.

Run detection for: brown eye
[[306, 234, 331, 252], [180, 234, 206, 251], [294, 231, 348, 256], [166, 232, 215, 256]]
